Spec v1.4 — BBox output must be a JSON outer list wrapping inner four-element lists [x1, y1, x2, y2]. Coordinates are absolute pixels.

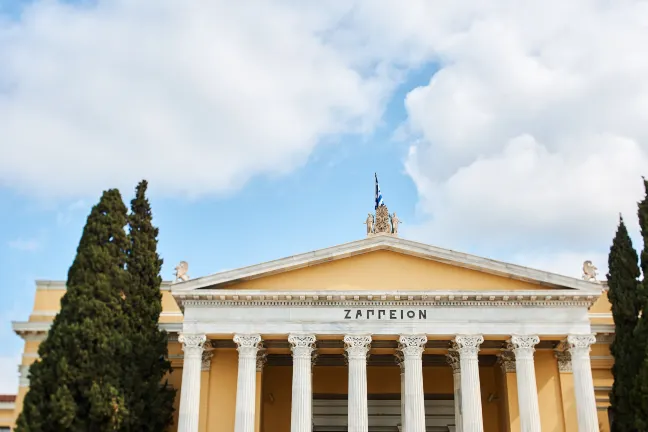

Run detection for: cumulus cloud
[[0, 1, 392, 198], [392, 0, 648, 275]]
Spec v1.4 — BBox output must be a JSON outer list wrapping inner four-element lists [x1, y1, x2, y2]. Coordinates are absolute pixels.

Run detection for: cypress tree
[[122, 180, 175, 431], [632, 178, 648, 430], [607, 216, 641, 432], [16, 189, 131, 432]]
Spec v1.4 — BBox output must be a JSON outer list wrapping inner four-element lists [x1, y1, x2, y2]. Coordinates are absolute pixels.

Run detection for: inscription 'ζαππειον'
[[343, 309, 427, 320]]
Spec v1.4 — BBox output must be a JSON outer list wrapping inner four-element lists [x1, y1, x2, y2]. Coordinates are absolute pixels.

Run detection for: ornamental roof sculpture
[[365, 204, 401, 237]]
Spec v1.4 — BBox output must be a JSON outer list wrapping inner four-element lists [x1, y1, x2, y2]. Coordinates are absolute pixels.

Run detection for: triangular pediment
[[173, 235, 601, 293]]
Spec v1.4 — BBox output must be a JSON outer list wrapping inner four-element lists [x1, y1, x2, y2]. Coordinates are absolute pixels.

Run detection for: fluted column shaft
[[446, 349, 463, 432], [400, 335, 427, 432], [178, 334, 206, 432], [289, 334, 316, 432], [568, 334, 598, 432], [455, 335, 484, 432], [344, 335, 372, 432], [510, 335, 541, 432], [234, 334, 262, 432]]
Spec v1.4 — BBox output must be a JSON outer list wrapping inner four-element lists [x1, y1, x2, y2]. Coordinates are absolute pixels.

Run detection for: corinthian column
[[344, 335, 372, 432], [510, 335, 541, 432], [234, 334, 262, 432], [178, 333, 206, 432], [399, 335, 427, 432], [289, 334, 316, 432], [454, 335, 484, 432], [567, 334, 598, 432], [446, 346, 463, 432]]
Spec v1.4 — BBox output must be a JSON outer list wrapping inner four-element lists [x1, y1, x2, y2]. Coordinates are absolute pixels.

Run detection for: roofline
[[34, 280, 175, 291], [172, 235, 604, 292]]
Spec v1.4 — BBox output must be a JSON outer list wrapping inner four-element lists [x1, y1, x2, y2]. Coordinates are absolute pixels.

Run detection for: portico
[[170, 234, 604, 432]]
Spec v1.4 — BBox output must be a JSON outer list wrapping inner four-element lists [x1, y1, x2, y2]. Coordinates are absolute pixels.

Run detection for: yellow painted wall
[[225, 251, 559, 292], [535, 351, 565, 432], [204, 349, 238, 432], [259, 364, 502, 432]]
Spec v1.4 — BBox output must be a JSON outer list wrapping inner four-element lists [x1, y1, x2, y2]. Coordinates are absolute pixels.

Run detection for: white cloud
[[0, 1, 393, 198], [390, 0, 648, 273], [8, 238, 41, 252]]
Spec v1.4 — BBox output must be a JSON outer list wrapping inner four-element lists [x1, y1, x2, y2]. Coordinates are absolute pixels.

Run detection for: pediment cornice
[[172, 235, 603, 293]]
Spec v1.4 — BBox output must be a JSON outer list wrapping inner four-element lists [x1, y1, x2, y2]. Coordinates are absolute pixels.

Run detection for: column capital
[[567, 334, 596, 351], [201, 351, 213, 371], [18, 364, 30, 387], [445, 349, 461, 374], [394, 349, 405, 371], [256, 344, 267, 372], [497, 348, 516, 373], [398, 334, 427, 357], [454, 334, 484, 359], [179, 333, 207, 358], [554, 349, 572, 373], [344, 335, 372, 359], [509, 335, 540, 360], [234, 334, 262, 358], [289, 334, 316, 359]]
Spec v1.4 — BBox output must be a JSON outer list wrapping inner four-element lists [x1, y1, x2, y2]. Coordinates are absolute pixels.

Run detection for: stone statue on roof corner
[[582, 260, 598, 282], [174, 261, 190, 283], [364, 213, 374, 235]]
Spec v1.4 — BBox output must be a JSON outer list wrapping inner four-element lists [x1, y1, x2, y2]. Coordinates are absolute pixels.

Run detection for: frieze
[[175, 290, 598, 310]]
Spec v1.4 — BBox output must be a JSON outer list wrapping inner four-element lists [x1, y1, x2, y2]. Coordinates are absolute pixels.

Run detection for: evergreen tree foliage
[[15, 189, 131, 432], [122, 180, 176, 431], [607, 217, 640, 432], [632, 178, 648, 430]]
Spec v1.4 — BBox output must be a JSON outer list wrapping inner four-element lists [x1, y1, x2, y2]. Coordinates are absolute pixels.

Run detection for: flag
[[375, 173, 384, 209]]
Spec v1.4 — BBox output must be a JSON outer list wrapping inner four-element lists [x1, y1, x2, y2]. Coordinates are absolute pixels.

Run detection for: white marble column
[[446, 347, 463, 432], [399, 335, 427, 432], [395, 351, 406, 432], [289, 334, 316, 432], [510, 335, 541, 432], [178, 333, 206, 432], [454, 335, 484, 432], [567, 334, 598, 432], [344, 335, 372, 432], [234, 334, 262, 432]]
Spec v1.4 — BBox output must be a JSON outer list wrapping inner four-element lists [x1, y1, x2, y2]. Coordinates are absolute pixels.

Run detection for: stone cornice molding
[[12, 321, 182, 340], [173, 289, 599, 310], [171, 235, 602, 293]]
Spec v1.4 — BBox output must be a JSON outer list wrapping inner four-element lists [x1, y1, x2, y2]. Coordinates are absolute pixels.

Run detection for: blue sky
[[2, 0, 648, 392]]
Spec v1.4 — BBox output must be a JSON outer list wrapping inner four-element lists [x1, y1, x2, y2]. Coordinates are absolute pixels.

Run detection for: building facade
[[7, 228, 614, 431]]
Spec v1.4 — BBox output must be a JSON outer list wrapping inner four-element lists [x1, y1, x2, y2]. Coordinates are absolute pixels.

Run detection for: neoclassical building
[[7, 206, 615, 432]]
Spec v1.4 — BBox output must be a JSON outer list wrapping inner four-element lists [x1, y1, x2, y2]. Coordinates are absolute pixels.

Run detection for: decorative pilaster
[[399, 335, 427, 432], [446, 345, 463, 432], [567, 334, 598, 432], [289, 334, 316, 432], [395, 350, 406, 432], [234, 334, 262, 432], [344, 335, 372, 432], [178, 333, 206, 432], [510, 335, 541, 432], [454, 335, 484, 432], [256, 343, 267, 372]]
